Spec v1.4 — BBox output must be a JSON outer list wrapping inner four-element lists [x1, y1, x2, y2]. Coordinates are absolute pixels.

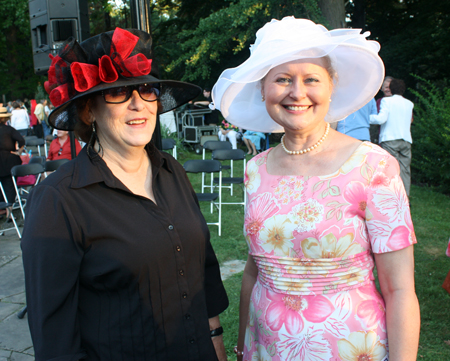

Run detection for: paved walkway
[[0, 222, 33, 361], [0, 217, 245, 361]]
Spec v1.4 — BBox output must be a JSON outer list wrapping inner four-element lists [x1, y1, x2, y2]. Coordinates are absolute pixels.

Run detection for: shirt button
[[185, 314, 191, 319], [179, 269, 184, 276], [176, 245, 181, 252], [182, 292, 188, 299], [189, 338, 195, 344], [168, 225, 174, 230]]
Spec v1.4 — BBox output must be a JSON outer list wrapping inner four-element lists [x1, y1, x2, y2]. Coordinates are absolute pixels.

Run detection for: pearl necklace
[[281, 123, 330, 155]]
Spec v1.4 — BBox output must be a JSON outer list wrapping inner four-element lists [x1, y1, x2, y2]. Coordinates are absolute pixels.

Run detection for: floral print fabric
[[243, 142, 416, 361]]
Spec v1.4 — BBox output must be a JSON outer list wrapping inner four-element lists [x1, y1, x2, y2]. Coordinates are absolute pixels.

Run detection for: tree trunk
[[318, 0, 346, 29]]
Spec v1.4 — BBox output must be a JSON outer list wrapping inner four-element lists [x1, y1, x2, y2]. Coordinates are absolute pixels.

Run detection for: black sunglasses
[[102, 83, 161, 104]]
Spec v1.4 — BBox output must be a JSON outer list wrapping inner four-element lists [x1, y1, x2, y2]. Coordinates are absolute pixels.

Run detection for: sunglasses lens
[[139, 84, 160, 101], [103, 87, 130, 103]]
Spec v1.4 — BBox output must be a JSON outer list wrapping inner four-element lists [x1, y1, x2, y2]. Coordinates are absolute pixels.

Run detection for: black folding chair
[[11, 163, 44, 220], [0, 181, 21, 238], [161, 138, 177, 159], [212, 149, 246, 206], [25, 137, 47, 157], [202, 140, 232, 193], [29, 155, 46, 165], [183, 159, 223, 236], [44, 158, 69, 177]]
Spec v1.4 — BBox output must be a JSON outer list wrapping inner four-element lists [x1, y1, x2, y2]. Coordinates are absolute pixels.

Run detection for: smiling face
[[262, 58, 333, 133], [382, 78, 392, 97], [89, 89, 158, 154]]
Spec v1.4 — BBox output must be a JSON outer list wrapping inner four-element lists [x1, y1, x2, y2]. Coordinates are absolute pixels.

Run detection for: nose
[[288, 79, 306, 100], [128, 90, 145, 110]]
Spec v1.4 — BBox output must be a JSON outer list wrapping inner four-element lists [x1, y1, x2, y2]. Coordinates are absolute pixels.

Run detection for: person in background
[[337, 98, 377, 141], [195, 88, 220, 125], [242, 130, 265, 155], [370, 78, 414, 197], [376, 76, 393, 112], [42, 99, 52, 137], [33, 99, 45, 138], [0, 107, 24, 209], [21, 27, 228, 361], [47, 130, 82, 161], [218, 120, 242, 149], [29, 99, 38, 136], [212, 17, 419, 361], [10, 101, 30, 136]]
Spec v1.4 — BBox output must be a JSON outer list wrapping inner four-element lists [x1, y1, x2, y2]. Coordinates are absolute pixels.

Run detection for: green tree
[[155, 0, 326, 87], [0, 0, 45, 101]]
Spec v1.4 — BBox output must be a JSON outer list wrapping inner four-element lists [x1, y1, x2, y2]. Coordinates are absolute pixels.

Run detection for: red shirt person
[[47, 130, 82, 160]]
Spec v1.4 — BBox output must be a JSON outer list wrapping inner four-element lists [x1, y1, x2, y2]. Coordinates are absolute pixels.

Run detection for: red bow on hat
[[45, 28, 153, 107]]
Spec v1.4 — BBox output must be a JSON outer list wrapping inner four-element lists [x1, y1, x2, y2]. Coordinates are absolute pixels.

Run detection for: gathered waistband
[[252, 251, 374, 295]]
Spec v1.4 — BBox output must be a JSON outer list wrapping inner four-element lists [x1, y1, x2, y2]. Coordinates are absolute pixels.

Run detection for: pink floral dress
[[243, 142, 416, 361]]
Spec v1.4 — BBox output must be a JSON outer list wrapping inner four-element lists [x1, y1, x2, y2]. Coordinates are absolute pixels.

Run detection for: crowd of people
[[0, 16, 422, 361]]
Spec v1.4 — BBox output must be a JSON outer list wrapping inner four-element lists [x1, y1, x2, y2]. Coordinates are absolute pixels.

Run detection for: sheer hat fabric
[[45, 27, 201, 130], [210, 16, 385, 133]]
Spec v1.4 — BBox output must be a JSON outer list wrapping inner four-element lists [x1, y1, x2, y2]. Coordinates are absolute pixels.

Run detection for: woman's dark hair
[[389, 79, 406, 96], [12, 101, 20, 109], [74, 97, 93, 143]]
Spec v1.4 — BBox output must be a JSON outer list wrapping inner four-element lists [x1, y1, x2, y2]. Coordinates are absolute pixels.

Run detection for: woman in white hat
[[212, 17, 419, 360]]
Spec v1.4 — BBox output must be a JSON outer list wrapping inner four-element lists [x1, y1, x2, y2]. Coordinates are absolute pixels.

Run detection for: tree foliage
[[410, 76, 450, 193], [0, 0, 46, 101], [153, 0, 326, 87]]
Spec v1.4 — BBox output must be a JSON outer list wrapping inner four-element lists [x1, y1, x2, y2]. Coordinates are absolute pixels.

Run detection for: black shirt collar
[[71, 142, 174, 190]]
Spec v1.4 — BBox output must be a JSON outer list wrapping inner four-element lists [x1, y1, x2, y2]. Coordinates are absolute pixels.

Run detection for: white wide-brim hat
[[210, 16, 385, 133]]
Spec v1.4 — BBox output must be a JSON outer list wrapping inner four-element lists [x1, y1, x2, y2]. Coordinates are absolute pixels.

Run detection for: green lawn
[[177, 147, 450, 360]]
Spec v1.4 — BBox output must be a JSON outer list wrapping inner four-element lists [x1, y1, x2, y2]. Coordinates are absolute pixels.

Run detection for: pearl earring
[[262, 95, 265, 102]]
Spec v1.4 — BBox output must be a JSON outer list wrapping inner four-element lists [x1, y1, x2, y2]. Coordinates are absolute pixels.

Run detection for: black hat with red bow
[[46, 27, 201, 130]]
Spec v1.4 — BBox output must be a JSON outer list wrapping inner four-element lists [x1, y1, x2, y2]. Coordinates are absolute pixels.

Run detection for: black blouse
[[21, 144, 229, 361]]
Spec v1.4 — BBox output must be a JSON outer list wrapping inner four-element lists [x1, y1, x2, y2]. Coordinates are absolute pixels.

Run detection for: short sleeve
[[365, 152, 417, 253], [204, 238, 229, 318], [21, 185, 87, 361]]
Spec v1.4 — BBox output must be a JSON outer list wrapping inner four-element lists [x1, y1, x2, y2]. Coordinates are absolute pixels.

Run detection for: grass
[[174, 146, 450, 360]]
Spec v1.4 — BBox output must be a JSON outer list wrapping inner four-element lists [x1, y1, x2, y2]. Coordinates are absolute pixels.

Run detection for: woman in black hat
[[21, 28, 228, 361]]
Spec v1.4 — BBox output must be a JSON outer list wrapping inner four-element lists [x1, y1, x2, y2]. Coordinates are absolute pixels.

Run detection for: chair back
[[183, 159, 221, 174], [23, 135, 38, 142], [161, 138, 176, 150], [44, 159, 70, 172], [29, 156, 46, 165], [203, 140, 232, 151], [11, 163, 45, 177], [212, 149, 246, 161], [25, 138, 45, 146]]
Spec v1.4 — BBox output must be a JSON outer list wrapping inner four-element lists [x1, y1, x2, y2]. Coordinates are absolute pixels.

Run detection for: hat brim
[[49, 75, 201, 130]]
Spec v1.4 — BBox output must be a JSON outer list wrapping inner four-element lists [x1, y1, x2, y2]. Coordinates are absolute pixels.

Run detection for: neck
[[98, 142, 149, 174]]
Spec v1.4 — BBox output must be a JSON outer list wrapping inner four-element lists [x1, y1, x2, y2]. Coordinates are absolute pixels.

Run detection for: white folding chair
[[183, 159, 223, 236]]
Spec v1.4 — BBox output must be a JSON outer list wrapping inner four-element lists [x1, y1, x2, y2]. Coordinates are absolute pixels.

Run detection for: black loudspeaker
[[29, 0, 90, 75]]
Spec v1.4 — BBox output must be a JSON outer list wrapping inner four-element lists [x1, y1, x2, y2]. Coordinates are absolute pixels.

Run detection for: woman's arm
[[236, 255, 258, 360], [209, 315, 227, 361], [374, 245, 420, 361]]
